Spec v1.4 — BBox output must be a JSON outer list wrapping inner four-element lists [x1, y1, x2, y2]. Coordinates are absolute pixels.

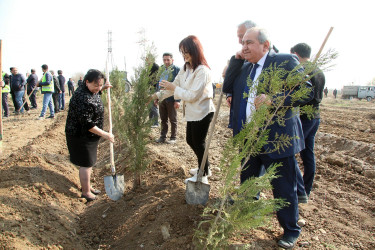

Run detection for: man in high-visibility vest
[[1, 73, 10, 118], [37, 64, 55, 119]]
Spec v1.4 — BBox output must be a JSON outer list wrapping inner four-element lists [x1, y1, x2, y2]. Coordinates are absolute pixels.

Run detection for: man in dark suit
[[27, 69, 38, 109], [67, 78, 74, 96], [57, 70, 66, 110], [223, 27, 313, 249], [291, 43, 325, 201]]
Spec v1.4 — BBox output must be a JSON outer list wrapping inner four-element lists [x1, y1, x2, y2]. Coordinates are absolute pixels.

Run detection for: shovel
[[185, 89, 224, 205], [104, 64, 125, 201], [18, 83, 38, 112]]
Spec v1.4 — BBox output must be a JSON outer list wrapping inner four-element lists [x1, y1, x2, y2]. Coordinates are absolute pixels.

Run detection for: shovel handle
[[106, 64, 116, 174], [18, 83, 38, 112], [312, 27, 334, 64], [197, 90, 224, 182]]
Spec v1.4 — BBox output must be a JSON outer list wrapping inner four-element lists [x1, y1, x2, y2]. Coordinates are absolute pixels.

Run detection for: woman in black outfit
[[65, 69, 114, 202]]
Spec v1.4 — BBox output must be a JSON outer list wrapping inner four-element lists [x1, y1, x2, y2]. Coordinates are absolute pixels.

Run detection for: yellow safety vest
[[2, 84, 10, 93], [41, 73, 54, 92], [2, 72, 10, 93]]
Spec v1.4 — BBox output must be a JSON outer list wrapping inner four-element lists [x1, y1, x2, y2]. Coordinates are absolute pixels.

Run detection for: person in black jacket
[[9, 67, 17, 111], [224, 20, 257, 130], [50, 70, 61, 113], [27, 69, 38, 109], [67, 78, 75, 96], [65, 69, 114, 202], [57, 70, 66, 110], [291, 43, 326, 199], [10, 67, 28, 114]]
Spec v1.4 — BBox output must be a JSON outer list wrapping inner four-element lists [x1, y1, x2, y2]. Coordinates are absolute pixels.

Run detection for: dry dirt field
[[0, 93, 374, 249]]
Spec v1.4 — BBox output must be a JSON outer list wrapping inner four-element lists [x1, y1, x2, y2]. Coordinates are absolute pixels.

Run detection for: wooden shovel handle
[[17, 84, 38, 112], [313, 27, 334, 64], [106, 65, 116, 174]]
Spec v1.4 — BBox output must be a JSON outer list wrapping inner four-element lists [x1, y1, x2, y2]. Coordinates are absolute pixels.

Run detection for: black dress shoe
[[278, 235, 298, 249], [81, 194, 96, 202]]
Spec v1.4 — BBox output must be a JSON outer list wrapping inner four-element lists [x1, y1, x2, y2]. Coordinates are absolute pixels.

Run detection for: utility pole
[[107, 30, 115, 72]]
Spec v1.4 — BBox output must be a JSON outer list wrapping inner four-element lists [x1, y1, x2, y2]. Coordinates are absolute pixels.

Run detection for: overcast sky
[[0, 0, 374, 89]]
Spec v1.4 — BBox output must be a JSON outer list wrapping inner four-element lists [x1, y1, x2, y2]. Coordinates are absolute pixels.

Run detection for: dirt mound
[[80, 152, 203, 249], [0, 114, 90, 249], [316, 132, 375, 175]]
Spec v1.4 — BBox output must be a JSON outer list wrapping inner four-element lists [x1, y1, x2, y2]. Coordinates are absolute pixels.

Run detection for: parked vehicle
[[341, 85, 375, 101]]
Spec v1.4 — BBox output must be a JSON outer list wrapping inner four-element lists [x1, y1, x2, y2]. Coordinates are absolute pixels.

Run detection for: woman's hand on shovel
[[102, 82, 113, 90], [103, 132, 115, 143], [89, 126, 115, 143]]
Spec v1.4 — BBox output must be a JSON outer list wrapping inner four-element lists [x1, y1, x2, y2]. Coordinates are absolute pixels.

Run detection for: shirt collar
[[254, 51, 269, 67]]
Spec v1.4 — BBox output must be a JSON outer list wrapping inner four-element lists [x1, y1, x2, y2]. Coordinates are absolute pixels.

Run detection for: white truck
[[341, 86, 375, 101]]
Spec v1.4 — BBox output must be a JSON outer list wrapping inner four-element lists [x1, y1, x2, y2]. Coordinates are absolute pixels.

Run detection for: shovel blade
[[185, 181, 210, 205], [104, 174, 125, 201]]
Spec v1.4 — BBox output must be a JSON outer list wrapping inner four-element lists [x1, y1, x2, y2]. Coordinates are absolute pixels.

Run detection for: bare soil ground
[[0, 93, 374, 249]]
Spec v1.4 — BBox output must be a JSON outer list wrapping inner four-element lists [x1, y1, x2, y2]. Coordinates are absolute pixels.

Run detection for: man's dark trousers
[[52, 93, 60, 112], [10, 91, 17, 110], [159, 99, 177, 140], [2, 93, 9, 117], [59, 92, 65, 110], [241, 153, 301, 238], [149, 103, 159, 126], [14, 90, 25, 112], [296, 118, 320, 196]]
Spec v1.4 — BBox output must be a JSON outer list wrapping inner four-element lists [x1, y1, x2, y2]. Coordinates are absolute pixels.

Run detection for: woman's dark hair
[[83, 69, 105, 85], [179, 35, 209, 71]]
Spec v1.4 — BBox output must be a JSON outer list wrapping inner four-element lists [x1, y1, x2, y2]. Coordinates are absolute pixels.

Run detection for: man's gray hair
[[238, 20, 257, 29], [248, 27, 272, 48]]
